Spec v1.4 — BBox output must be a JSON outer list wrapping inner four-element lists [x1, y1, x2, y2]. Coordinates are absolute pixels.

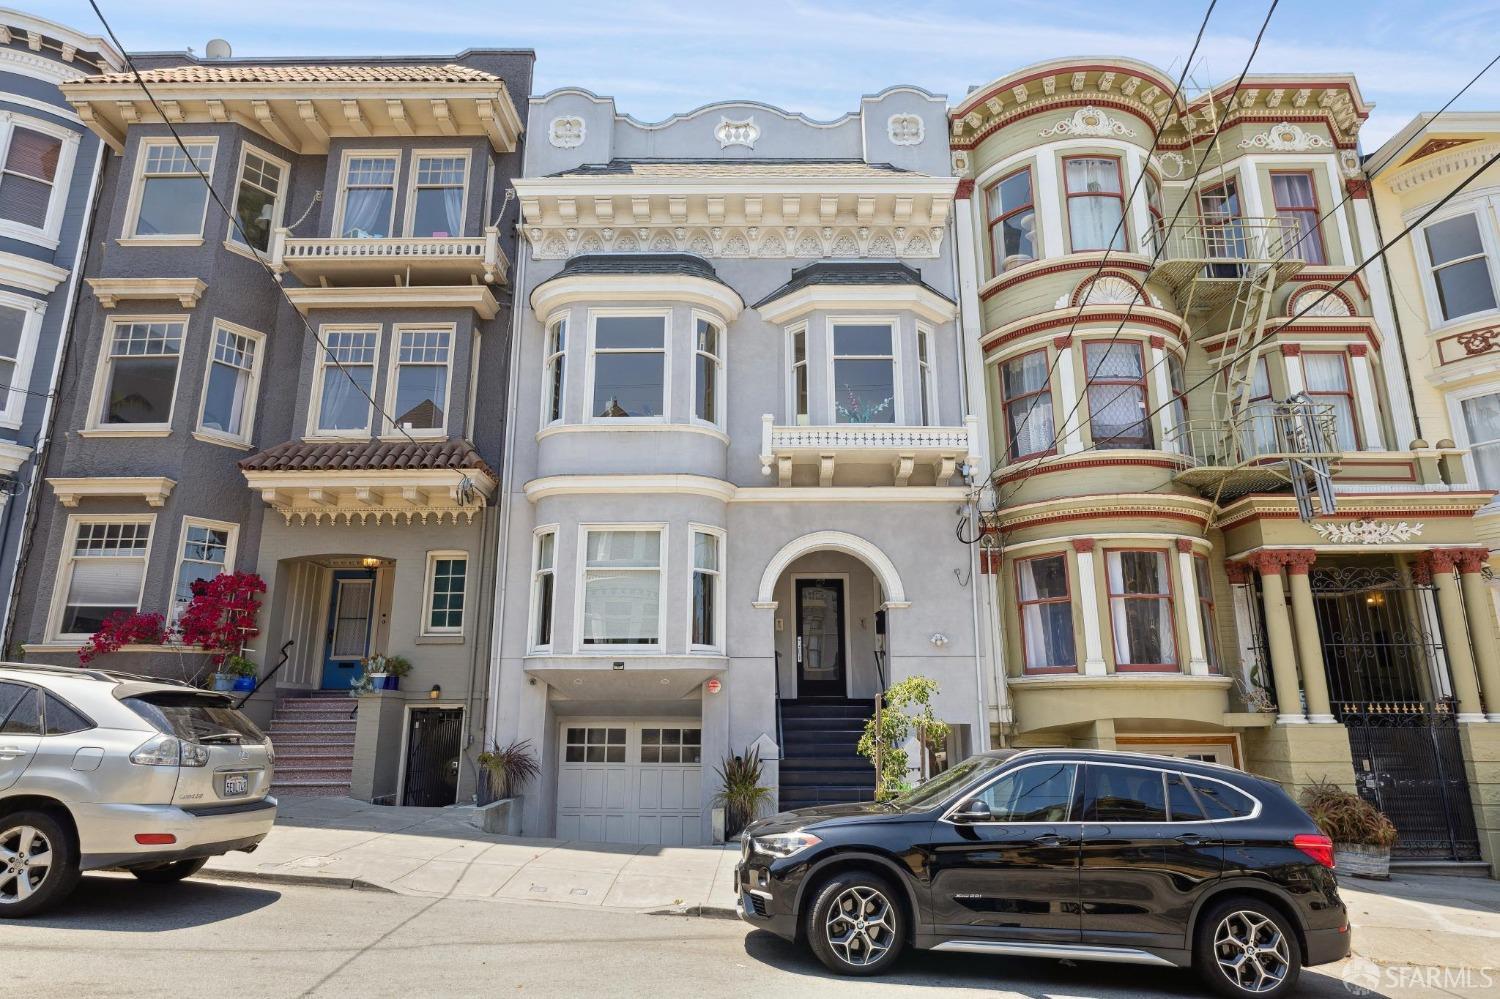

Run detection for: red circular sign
[[706, 678, 722, 694]]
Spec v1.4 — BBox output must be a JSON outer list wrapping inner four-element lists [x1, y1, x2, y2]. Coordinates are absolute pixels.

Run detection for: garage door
[[555, 723, 704, 845]]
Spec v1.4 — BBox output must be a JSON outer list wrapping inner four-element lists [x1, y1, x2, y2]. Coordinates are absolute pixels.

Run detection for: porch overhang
[[1217, 490, 1496, 554], [524, 658, 721, 701]]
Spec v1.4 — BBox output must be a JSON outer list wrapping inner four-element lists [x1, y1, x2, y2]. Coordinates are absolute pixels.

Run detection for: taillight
[[1294, 832, 1336, 869], [134, 833, 176, 845]]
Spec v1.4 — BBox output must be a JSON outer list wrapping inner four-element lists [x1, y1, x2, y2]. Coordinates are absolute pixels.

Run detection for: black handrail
[[773, 650, 784, 752], [235, 639, 294, 709], [874, 649, 888, 693]]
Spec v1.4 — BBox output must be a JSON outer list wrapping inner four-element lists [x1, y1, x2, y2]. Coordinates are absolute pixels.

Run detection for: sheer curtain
[[341, 158, 395, 237], [1302, 353, 1358, 449], [1462, 393, 1500, 489], [1003, 351, 1053, 458], [1107, 551, 1176, 667], [1066, 158, 1125, 251]]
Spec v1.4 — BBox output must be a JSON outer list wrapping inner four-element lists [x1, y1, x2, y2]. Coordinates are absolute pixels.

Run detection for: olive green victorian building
[[948, 58, 1500, 875]]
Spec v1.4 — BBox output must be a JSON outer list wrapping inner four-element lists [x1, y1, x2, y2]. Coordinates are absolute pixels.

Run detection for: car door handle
[[0, 746, 25, 758], [1031, 833, 1071, 846], [1175, 833, 1220, 845]]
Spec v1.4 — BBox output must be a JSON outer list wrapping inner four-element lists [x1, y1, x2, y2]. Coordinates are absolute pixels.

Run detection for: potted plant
[[357, 653, 412, 692], [224, 654, 258, 692], [476, 740, 541, 835], [1300, 780, 1398, 879], [711, 747, 775, 839]]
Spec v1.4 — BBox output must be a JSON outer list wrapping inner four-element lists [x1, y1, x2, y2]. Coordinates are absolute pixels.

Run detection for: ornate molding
[[1310, 519, 1425, 544], [714, 116, 759, 149], [1456, 327, 1500, 357], [1386, 140, 1500, 194], [1287, 285, 1354, 318], [1156, 152, 1185, 179], [548, 115, 585, 148], [887, 113, 924, 146], [1071, 273, 1143, 307], [1039, 105, 1136, 139], [1237, 122, 1332, 151], [524, 223, 945, 261]]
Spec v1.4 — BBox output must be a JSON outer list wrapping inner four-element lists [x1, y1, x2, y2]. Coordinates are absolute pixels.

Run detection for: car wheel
[[805, 871, 906, 976], [0, 811, 80, 918], [1195, 896, 1303, 998], [130, 858, 209, 884]]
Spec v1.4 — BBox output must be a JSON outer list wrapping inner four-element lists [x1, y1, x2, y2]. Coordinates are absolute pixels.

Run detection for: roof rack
[[0, 661, 193, 687]]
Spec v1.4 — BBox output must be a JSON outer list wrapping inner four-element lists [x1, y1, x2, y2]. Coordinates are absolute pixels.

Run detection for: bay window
[[54, 519, 152, 638], [94, 319, 185, 429], [1271, 172, 1326, 265], [1193, 554, 1220, 673], [0, 126, 62, 230], [1246, 355, 1277, 456], [531, 529, 556, 650], [690, 528, 723, 651], [1144, 172, 1165, 256], [1424, 213, 1497, 321], [581, 528, 662, 648], [789, 325, 809, 425], [409, 153, 466, 237], [917, 326, 935, 425], [832, 322, 896, 424], [1064, 156, 1126, 252], [986, 167, 1036, 272], [390, 327, 452, 433], [591, 315, 665, 419], [1166, 354, 1188, 444], [171, 519, 233, 621], [542, 317, 566, 425], [694, 317, 722, 426], [1460, 391, 1500, 490], [1000, 348, 1053, 460], [1016, 553, 1075, 672], [338, 154, 398, 238], [0, 300, 36, 424], [1085, 340, 1151, 449], [1106, 549, 1177, 670], [229, 147, 286, 252], [313, 328, 379, 435], [197, 321, 262, 444], [1302, 351, 1359, 450], [130, 140, 215, 238]]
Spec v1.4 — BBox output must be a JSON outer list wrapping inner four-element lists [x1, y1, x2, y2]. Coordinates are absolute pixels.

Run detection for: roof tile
[[77, 63, 502, 86], [239, 439, 496, 480]]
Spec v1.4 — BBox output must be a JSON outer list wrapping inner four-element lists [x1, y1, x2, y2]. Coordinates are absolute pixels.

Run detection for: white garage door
[[555, 723, 704, 845]]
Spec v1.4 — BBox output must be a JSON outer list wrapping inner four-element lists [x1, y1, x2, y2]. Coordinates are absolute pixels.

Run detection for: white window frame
[[1447, 382, 1500, 510], [168, 516, 238, 622], [193, 318, 264, 448], [574, 523, 668, 654], [690, 310, 726, 431], [122, 136, 217, 244], [402, 149, 470, 238], [382, 323, 456, 438], [529, 525, 558, 653], [84, 314, 188, 436], [0, 111, 80, 247], [687, 524, 726, 654], [306, 324, 382, 439], [584, 308, 671, 425], [916, 323, 937, 426], [826, 316, 903, 425], [46, 513, 156, 643], [541, 312, 568, 426], [421, 550, 469, 637], [225, 142, 289, 255], [1409, 195, 1500, 330], [332, 148, 401, 240], [0, 290, 44, 430], [785, 322, 810, 425]]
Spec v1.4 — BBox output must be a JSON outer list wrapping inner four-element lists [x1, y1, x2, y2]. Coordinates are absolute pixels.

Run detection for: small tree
[[177, 571, 266, 666], [856, 675, 950, 800]]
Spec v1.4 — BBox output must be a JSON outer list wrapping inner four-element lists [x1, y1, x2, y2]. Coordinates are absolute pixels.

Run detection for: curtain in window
[[0, 128, 61, 227], [1019, 556, 1074, 670], [1107, 551, 1175, 667], [1066, 158, 1125, 251], [1247, 357, 1278, 457], [318, 367, 371, 431], [1302, 353, 1357, 449], [341, 158, 395, 237], [1085, 343, 1150, 448], [1002, 351, 1053, 458], [1462, 393, 1500, 489]]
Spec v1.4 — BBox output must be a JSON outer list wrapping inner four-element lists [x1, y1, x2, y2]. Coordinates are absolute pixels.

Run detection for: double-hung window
[[832, 322, 896, 424], [1193, 554, 1220, 673], [197, 321, 262, 444], [171, 518, 234, 621], [1064, 156, 1127, 252], [130, 140, 215, 238], [1085, 340, 1151, 449], [986, 167, 1036, 272], [1199, 178, 1246, 276], [1424, 213, 1498, 321], [1106, 549, 1177, 670], [55, 519, 153, 638], [313, 328, 379, 435], [693, 318, 723, 426], [1166, 354, 1188, 448], [999, 348, 1053, 460], [690, 528, 723, 651], [916, 326, 936, 426], [789, 325, 809, 425], [1016, 553, 1075, 672], [0, 125, 62, 231], [1302, 351, 1359, 450], [409, 154, 467, 237], [1461, 391, 1500, 491], [0, 299, 38, 425], [580, 528, 662, 648], [390, 327, 452, 434], [338, 154, 398, 238], [1144, 172, 1165, 256], [542, 318, 566, 425], [591, 315, 665, 419], [94, 319, 185, 429], [229, 147, 286, 253], [1271, 172, 1326, 265], [424, 553, 467, 635], [1246, 356, 1277, 456], [531, 529, 556, 650]]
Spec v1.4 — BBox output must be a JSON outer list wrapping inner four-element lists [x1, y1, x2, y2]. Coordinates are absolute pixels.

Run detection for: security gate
[[1312, 564, 1480, 862], [402, 708, 462, 807]]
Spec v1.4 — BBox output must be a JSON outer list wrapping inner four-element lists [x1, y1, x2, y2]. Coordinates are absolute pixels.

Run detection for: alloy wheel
[[0, 825, 52, 905], [824, 885, 896, 967], [1213, 909, 1291, 993]]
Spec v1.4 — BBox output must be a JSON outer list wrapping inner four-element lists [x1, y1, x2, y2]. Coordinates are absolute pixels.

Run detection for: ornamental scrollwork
[[714, 116, 759, 149], [548, 116, 586, 148], [1457, 327, 1500, 356], [1309, 520, 1424, 545], [1039, 106, 1137, 139], [887, 113, 924, 146], [1237, 122, 1332, 151]]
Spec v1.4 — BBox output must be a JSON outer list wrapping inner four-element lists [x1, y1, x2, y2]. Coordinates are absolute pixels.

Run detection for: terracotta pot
[[1335, 842, 1390, 880]]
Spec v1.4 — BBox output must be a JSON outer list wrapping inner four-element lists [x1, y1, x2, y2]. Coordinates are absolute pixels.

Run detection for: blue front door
[[322, 570, 376, 689]]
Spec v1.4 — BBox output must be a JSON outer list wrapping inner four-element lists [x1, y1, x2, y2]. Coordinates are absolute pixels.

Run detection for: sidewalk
[[203, 796, 741, 914]]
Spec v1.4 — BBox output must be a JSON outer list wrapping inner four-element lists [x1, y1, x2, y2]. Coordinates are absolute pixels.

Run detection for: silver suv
[[0, 663, 276, 916]]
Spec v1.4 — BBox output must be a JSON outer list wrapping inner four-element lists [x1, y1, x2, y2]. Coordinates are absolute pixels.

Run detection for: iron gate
[[402, 707, 463, 807], [1311, 564, 1481, 862]]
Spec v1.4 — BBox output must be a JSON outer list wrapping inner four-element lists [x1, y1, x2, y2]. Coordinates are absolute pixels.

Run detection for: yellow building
[[951, 59, 1500, 875]]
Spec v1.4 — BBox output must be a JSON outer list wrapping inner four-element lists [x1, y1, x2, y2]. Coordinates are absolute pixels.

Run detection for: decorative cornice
[[87, 276, 206, 309], [47, 476, 175, 508], [1385, 140, 1500, 194], [1071, 538, 1095, 553], [283, 284, 498, 319], [755, 282, 955, 325], [530, 272, 744, 320], [982, 306, 1187, 356], [1280, 343, 1302, 357], [0, 250, 69, 296], [1237, 122, 1331, 151]]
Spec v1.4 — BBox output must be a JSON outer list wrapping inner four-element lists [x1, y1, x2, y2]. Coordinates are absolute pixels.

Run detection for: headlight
[[751, 831, 822, 859]]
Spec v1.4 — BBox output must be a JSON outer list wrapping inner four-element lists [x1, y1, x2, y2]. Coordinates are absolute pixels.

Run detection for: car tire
[[130, 858, 209, 884], [804, 870, 906, 976], [1195, 896, 1303, 999], [0, 810, 80, 918]]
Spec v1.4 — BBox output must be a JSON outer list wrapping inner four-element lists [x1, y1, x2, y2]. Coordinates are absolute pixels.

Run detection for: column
[[1282, 549, 1335, 723], [1176, 539, 1210, 675], [1347, 343, 1386, 450], [1034, 152, 1065, 260], [1424, 551, 1487, 722], [1072, 539, 1107, 676], [1457, 547, 1500, 721], [1249, 551, 1306, 723], [1055, 335, 1085, 455], [1281, 343, 1306, 395], [1149, 334, 1179, 451]]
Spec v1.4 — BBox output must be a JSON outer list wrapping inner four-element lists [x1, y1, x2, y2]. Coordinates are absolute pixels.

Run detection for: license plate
[[223, 774, 250, 797]]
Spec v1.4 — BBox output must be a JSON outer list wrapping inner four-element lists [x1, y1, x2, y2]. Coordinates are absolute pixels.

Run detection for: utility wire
[[85, 0, 419, 446]]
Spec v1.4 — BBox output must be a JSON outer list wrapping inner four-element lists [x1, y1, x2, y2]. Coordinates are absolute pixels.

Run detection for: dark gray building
[[13, 44, 532, 806]]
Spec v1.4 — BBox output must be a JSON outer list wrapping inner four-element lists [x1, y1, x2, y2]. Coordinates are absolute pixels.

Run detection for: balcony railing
[[1167, 402, 1342, 500], [269, 226, 507, 285], [759, 414, 979, 487], [1148, 215, 1307, 296]]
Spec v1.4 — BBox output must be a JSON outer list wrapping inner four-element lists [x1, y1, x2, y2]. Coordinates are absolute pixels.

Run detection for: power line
[[85, 0, 420, 446]]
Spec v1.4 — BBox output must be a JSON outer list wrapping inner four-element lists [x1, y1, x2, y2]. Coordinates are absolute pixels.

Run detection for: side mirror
[[950, 798, 992, 823]]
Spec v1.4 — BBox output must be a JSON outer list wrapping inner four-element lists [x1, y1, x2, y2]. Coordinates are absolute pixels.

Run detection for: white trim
[[1177, 546, 1210, 676], [85, 313, 188, 434], [524, 474, 726, 502], [45, 512, 156, 643], [0, 109, 80, 247], [306, 323, 381, 439], [828, 315, 903, 425], [168, 515, 239, 620], [0, 248, 67, 295], [46, 475, 175, 508], [402, 148, 471, 237], [534, 422, 728, 444], [784, 321, 809, 426], [528, 525, 559, 654], [584, 308, 670, 425], [689, 310, 726, 432], [574, 523, 668, 654], [1072, 545, 1107, 675], [1447, 383, 1500, 501], [755, 530, 907, 607], [531, 272, 744, 320], [915, 322, 937, 426], [0, 92, 81, 126], [1348, 349, 1385, 450], [225, 141, 289, 253], [687, 523, 726, 655], [383, 322, 457, 438], [1055, 341, 1084, 454], [420, 549, 469, 638], [194, 318, 265, 447], [332, 147, 401, 240], [540, 311, 567, 428], [756, 285, 955, 326], [788, 571, 852, 698], [1407, 193, 1500, 331], [0, 288, 43, 427], [121, 136, 217, 242]]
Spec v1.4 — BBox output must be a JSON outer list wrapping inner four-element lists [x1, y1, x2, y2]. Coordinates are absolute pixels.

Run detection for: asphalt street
[[0, 872, 1429, 999]]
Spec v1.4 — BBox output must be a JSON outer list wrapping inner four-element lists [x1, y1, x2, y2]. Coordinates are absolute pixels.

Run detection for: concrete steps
[[267, 693, 356, 799], [777, 698, 876, 809]]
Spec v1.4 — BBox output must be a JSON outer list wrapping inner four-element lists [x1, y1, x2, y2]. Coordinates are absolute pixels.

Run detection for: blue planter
[[212, 673, 235, 692], [232, 675, 256, 691], [372, 673, 400, 691]]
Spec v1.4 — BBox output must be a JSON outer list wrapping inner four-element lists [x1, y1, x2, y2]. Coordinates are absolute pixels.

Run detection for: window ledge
[[300, 434, 373, 445], [116, 236, 205, 248], [23, 642, 210, 654], [0, 222, 59, 250], [77, 427, 173, 439], [537, 422, 728, 443], [191, 430, 254, 451], [221, 238, 270, 264], [414, 634, 465, 645]]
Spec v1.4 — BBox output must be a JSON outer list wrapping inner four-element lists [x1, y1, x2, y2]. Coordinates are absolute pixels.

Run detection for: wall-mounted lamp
[[428, 684, 442, 700], [361, 557, 381, 569]]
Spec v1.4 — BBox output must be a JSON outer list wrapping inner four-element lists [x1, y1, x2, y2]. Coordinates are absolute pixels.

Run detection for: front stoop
[[267, 692, 357, 798]]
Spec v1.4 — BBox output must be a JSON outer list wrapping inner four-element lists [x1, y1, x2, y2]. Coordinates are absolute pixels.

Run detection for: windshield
[[888, 754, 1007, 810], [124, 693, 266, 745]]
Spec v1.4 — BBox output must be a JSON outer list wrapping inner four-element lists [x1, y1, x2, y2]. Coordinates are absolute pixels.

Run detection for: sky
[[31, 0, 1500, 149]]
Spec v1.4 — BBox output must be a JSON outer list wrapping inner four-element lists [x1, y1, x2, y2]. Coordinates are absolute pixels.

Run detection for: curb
[[201, 867, 394, 893], [648, 902, 740, 920]]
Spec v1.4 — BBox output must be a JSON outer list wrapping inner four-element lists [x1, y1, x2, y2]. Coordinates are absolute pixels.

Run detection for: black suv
[[736, 749, 1349, 997]]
